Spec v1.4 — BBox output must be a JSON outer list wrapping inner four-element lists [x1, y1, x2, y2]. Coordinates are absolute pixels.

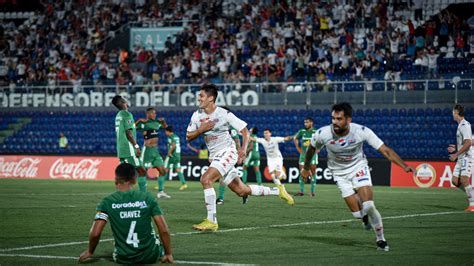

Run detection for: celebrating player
[[78, 163, 174, 264], [186, 84, 294, 232], [112, 95, 148, 192], [301, 103, 414, 251], [164, 126, 188, 191], [294, 117, 318, 196], [135, 108, 170, 198], [447, 104, 474, 211], [251, 129, 293, 186]]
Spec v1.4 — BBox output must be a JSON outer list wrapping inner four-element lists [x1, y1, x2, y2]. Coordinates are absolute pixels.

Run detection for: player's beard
[[333, 124, 348, 135]]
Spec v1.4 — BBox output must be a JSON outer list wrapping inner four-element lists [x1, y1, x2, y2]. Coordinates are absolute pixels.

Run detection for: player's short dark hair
[[332, 102, 353, 118], [453, 104, 465, 117], [111, 95, 123, 109], [304, 117, 314, 122], [201, 83, 218, 102], [165, 126, 173, 132], [251, 127, 258, 134], [264, 128, 271, 133], [115, 163, 136, 183], [146, 107, 155, 112]]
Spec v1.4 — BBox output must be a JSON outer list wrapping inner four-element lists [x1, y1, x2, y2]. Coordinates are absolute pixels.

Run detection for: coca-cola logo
[[50, 159, 102, 179], [0, 157, 41, 178]]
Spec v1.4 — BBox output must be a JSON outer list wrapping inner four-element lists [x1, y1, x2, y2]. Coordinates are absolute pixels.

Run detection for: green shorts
[[140, 146, 164, 169], [244, 153, 261, 167], [120, 156, 144, 168], [164, 155, 181, 170], [114, 241, 163, 264], [299, 153, 318, 165]]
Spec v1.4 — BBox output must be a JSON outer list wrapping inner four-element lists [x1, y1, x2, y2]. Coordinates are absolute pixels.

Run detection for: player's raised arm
[[78, 219, 107, 263], [153, 215, 174, 264], [378, 144, 414, 173], [185, 113, 215, 142], [158, 117, 168, 129]]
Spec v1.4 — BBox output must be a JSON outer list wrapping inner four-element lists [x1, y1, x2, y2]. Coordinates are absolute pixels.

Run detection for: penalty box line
[[0, 210, 464, 253]]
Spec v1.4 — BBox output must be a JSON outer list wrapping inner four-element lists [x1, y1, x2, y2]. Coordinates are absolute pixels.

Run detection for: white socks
[[465, 185, 474, 206], [351, 211, 363, 219], [204, 188, 217, 223], [249, 185, 279, 196], [362, 201, 385, 241], [271, 174, 282, 186]]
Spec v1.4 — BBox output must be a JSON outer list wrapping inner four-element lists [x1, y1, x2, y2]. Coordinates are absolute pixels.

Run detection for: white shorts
[[453, 156, 473, 178], [209, 148, 238, 178], [334, 164, 373, 198], [267, 157, 283, 173]]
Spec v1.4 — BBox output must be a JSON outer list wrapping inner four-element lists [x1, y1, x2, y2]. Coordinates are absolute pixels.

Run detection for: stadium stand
[[0, 106, 471, 159], [1, 0, 473, 89]]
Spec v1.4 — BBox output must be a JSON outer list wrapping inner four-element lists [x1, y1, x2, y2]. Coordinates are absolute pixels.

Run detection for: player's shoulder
[[351, 123, 371, 132], [460, 119, 471, 127], [316, 125, 332, 136]]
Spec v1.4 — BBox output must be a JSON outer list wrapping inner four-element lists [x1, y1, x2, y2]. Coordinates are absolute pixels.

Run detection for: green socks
[[310, 174, 317, 193], [255, 171, 262, 185], [299, 176, 305, 193], [178, 172, 186, 184], [138, 176, 147, 192], [242, 169, 248, 184], [158, 175, 166, 192], [218, 184, 226, 200]]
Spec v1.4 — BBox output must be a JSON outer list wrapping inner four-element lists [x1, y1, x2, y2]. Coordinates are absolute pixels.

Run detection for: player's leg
[[296, 155, 305, 195], [242, 156, 250, 184], [176, 162, 188, 190], [353, 165, 388, 251], [253, 162, 262, 185], [138, 148, 149, 192], [310, 154, 318, 196], [457, 157, 474, 211], [217, 183, 226, 204], [225, 167, 294, 205], [122, 156, 148, 192], [192, 167, 222, 231], [156, 155, 169, 198]]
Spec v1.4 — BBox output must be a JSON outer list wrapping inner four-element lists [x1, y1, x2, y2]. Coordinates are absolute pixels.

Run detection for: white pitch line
[[0, 211, 465, 252], [0, 253, 78, 259], [0, 253, 255, 265]]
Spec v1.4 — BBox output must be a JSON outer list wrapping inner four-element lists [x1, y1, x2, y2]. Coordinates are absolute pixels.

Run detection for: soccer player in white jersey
[[301, 103, 414, 251], [251, 129, 293, 186], [186, 84, 295, 232], [447, 104, 474, 212]]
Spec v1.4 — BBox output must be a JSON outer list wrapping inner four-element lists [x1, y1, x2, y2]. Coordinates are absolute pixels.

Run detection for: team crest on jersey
[[330, 138, 355, 147]]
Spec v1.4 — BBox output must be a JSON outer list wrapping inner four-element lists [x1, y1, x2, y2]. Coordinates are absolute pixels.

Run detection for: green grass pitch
[[0, 178, 473, 265]]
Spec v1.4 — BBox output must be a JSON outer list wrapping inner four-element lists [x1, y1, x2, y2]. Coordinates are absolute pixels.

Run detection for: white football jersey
[[187, 106, 247, 158], [456, 119, 472, 159], [256, 137, 285, 160], [311, 123, 384, 176]]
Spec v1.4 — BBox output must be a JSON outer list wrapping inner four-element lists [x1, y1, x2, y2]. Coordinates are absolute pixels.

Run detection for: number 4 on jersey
[[126, 221, 140, 248]]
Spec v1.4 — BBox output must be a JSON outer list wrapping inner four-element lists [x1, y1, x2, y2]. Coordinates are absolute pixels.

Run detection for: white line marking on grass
[[0, 253, 256, 265], [0, 211, 465, 252], [0, 239, 113, 252], [0, 253, 78, 259]]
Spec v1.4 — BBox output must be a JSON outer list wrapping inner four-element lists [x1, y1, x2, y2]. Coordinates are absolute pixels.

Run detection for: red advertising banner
[[391, 161, 473, 188], [0, 155, 120, 180]]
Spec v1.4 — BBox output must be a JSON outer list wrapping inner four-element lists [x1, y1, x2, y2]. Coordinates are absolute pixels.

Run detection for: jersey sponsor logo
[[112, 201, 148, 209], [329, 138, 355, 147], [49, 158, 101, 179], [0, 157, 41, 178], [413, 163, 437, 188]]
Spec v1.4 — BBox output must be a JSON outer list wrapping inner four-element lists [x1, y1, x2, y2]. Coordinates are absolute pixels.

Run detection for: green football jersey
[[167, 133, 181, 157], [115, 110, 137, 158], [249, 133, 260, 158], [295, 128, 317, 154], [230, 127, 239, 140], [136, 120, 162, 140], [95, 190, 163, 264]]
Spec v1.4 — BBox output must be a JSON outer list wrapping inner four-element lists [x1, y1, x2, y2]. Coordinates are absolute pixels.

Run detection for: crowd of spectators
[[0, 0, 472, 92]]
